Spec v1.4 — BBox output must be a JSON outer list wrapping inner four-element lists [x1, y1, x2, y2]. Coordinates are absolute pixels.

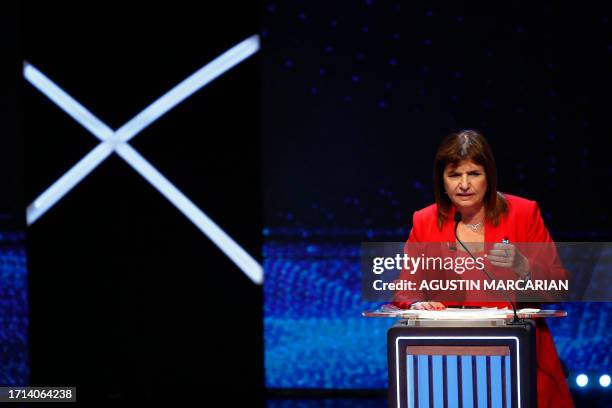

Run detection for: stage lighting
[[599, 374, 611, 388], [23, 35, 263, 284], [576, 374, 589, 387]]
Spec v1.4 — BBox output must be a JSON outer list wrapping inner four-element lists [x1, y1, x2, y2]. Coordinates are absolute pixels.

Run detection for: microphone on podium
[[453, 212, 521, 323]]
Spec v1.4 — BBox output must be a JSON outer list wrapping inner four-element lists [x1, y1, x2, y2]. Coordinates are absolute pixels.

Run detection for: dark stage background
[[262, 1, 611, 405], [1, 3, 23, 222], [0, 1, 28, 387], [22, 2, 263, 402], [263, 1, 612, 235]]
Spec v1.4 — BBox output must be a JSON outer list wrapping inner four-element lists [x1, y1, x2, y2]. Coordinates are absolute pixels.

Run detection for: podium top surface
[[362, 304, 567, 320]]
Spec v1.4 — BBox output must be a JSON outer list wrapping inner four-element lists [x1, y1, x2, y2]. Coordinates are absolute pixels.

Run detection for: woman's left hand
[[487, 242, 530, 278]]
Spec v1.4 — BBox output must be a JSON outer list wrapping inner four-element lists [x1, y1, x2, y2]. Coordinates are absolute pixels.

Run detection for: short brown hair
[[433, 129, 508, 229]]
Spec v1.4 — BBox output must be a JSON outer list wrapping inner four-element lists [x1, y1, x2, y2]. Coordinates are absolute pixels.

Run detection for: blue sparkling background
[[264, 231, 611, 389], [262, 1, 612, 390], [0, 230, 29, 386]]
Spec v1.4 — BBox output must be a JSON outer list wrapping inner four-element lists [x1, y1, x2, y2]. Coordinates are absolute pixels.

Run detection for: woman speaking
[[394, 130, 574, 407]]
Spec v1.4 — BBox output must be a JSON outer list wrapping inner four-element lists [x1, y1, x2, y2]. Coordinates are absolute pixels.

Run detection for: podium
[[364, 307, 567, 408]]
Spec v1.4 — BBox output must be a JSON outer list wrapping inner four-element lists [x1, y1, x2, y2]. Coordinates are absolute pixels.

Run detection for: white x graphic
[[24, 35, 263, 284]]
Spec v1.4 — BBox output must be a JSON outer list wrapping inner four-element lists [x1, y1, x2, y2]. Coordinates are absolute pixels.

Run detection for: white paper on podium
[[415, 308, 509, 319], [378, 305, 540, 319]]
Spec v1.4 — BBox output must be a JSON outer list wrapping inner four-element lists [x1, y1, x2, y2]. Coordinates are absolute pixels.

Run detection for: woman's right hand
[[410, 301, 446, 310]]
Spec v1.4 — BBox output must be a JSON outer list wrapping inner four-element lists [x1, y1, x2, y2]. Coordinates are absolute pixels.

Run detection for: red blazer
[[394, 194, 574, 407]]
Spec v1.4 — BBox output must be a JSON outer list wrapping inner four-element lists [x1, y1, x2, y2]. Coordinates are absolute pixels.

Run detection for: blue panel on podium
[[388, 320, 536, 408]]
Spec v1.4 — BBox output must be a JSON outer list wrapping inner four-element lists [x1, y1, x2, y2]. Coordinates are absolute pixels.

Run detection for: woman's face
[[443, 160, 487, 212]]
